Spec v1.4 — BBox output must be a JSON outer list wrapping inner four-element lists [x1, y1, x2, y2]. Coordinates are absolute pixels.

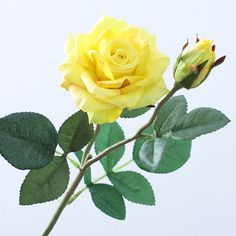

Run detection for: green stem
[[42, 168, 85, 236], [84, 83, 181, 169], [42, 125, 100, 236], [139, 134, 154, 139], [81, 124, 100, 166], [113, 159, 133, 172], [135, 83, 182, 136], [42, 84, 181, 235]]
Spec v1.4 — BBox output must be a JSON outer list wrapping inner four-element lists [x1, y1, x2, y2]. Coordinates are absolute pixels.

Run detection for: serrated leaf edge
[[95, 122, 125, 173], [19, 157, 70, 205], [58, 111, 94, 153], [171, 108, 231, 140], [108, 170, 156, 206], [120, 107, 150, 119], [89, 183, 126, 220], [0, 112, 58, 170]]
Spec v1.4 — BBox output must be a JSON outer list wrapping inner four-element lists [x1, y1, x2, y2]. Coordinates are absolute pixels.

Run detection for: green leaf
[[89, 184, 125, 220], [171, 107, 230, 140], [95, 122, 125, 172], [108, 171, 155, 205], [75, 150, 83, 160], [154, 95, 187, 136], [75, 150, 92, 186], [135, 138, 191, 173], [133, 125, 155, 171], [0, 112, 57, 170], [58, 111, 94, 154], [20, 156, 70, 205], [121, 107, 150, 118]]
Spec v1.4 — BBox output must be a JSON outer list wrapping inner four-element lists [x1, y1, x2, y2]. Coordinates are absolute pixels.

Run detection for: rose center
[[97, 38, 140, 79], [111, 48, 128, 65], [106, 39, 139, 70]]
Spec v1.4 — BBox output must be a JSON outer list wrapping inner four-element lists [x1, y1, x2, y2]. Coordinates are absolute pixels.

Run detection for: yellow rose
[[174, 38, 226, 89], [60, 16, 169, 124]]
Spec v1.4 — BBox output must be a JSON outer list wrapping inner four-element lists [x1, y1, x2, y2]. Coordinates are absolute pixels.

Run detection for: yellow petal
[[97, 76, 143, 89], [89, 16, 127, 40], [133, 78, 168, 108], [90, 51, 112, 81], [81, 71, 121, 98], [60, 16, 170, 125], [88, 107, 122, 124], [134, 42, 150, 75], [120, 26, 156, 50], [60, 63, 85, 90], [135, 54, 169, 87], [69, 85, 115, 111], [120, 83, 142, 93], [99, 87, 144, 108], [103, 63, 115, 80], [76, 34, 95, 69]]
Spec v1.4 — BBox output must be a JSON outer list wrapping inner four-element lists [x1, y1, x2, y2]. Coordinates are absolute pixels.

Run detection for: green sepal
[[180, 72, 199, 89]]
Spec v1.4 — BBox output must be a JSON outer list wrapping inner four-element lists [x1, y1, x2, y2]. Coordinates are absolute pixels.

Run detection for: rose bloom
[[60, 16, 169, 124]]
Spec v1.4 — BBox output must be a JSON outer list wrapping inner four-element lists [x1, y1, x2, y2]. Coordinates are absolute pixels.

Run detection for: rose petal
[[98, 76, 143, 89], [81, 71, 121, 98], [60, 63, 85, 90], [69, 85, 115, 111], [133, 78, 169, 108], [88, 107, 122, 124]]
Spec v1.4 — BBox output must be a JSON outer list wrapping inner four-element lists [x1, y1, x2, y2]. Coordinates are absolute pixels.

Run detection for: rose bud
[[173, 37, 226, 89]]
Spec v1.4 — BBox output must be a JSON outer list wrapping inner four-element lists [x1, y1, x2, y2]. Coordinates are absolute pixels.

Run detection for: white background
[[0, 0, 235, 235]]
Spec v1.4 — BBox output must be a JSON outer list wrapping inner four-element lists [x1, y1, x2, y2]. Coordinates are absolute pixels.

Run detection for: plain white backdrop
[[0, 0, 235, 235]]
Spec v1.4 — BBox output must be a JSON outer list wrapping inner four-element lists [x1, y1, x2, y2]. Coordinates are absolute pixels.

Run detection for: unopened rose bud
[[173, 38, 226, 89]]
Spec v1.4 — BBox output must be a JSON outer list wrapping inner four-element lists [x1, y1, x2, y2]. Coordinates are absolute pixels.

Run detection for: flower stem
[[42, 125, 100, 236], [42, 168, 85, 236], [84, 83, 181, 169], [81, 125, 100, 166], [42, 84, 181, 235]]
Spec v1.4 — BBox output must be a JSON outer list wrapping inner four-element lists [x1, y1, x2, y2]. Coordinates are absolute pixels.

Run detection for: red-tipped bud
[[173, 38, 224, 89]]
